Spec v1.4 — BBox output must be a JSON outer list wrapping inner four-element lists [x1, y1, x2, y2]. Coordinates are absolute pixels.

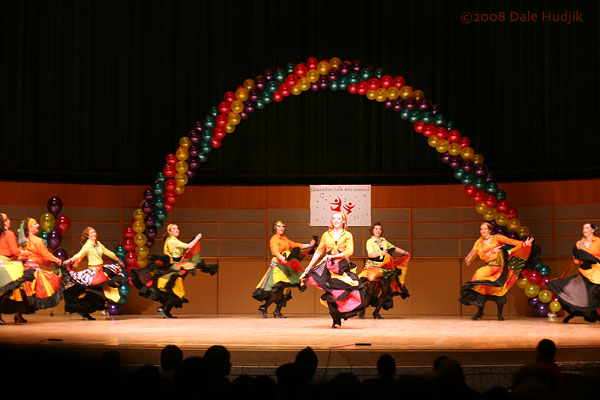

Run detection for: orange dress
[[575, 236, 600, 284], [466, 235, 528, 297]]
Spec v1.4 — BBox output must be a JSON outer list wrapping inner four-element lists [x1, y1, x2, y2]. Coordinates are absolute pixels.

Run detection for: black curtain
[[1, 0, 598, 185]]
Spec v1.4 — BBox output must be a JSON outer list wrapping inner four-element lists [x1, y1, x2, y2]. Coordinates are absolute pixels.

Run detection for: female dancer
[[253, 220, 316, 318], [14, 218, 64, 322], [0, 213, 30, 324], [359, 222, 410, 319], [131, 224, 217, 318], [63, 227, 126, 320], [459, 222, 533, 320], [547, 222, 600, 323], [301, 212, 363, 328]]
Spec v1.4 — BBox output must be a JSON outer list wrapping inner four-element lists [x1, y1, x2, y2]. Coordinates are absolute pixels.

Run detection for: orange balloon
[[317, 61, 330, 75], [413, 89, 425, 101], [235, 87, 249, 102], [231, 100, 244, 114], [179, 136, 191, 148], [306, 69, 319, 83], [243, 79, 255, 90], [228, 112, 241, 125], [329, 57, 342, 68]]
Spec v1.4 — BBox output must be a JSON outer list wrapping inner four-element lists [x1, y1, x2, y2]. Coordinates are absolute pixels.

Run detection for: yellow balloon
[[291, 85, 302, 95], [436, 139, 449, 153], [329, 57, 342, 68], [495, 213, 508, 227], [175, 186, 185, 195], [175, 173, 188, 187], [375, 88, 387, 102], [137, 258, 148, 268], [306, 69, 319, 83], [231, 100, 244, 114], [475, 202, 487, 214], [538, 289, 552, 303], [299, 77, 310, 91], [132, 208, 145, 221], [473, 154, 484, 166], [387, 87, 399, 100], [225, 123, 236, 134], [516, 276, 529, 289], [399, 86, 414, 100], [549, 301, 562, 312], [179, 136, 191, 149], [243, 79, 255, 90], [317, 61, 330, 75], [507, 218, 521, 232], [175, 160, 188, 174], [460, 146, 474, 160], [483, 208, 497, 221], [448, 143, 462, 156], [413, 89, 425, 101], [235, 87, 249, 102], [132, 220, 145, 234], [134, 232, 147, 247], [366, 89, 377, 100], [176, 148, 189, 161], [524, 283, 540, 298], [135, 244, 149, 259], [39, 212, 55, 233], [228, 112, 241, 125], [427, 136, 438, 147], [519, 225, 531, 238]]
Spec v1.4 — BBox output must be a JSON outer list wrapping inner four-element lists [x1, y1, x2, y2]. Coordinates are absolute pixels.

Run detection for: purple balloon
[[418, 99, 432, 111], [327, 70, 340, 81], [107, 303, 120, 316], [53, 248, 69, 262], [141, 201, 153, 214], [384, 99, 393, 109], [47, 197, 63, 217], [244, 101, 256, 114], [449, 156, 462, 170], [440, 152, 451, 164], [461, 160, 474, 173], [392, 99, 404, 112], [507, 232, 519, 239], [188, 157, 200, 171], [535, 302, 549, 317], [145, 238, 155, 248], [144, 214, 156, 227], [145, 226, 157, 239], [239, 111, 249, 120], [47, 229, 62, 251], [485, 172, 496, 182], [264, 69, 274, 81], [310, 82, 319, 92], [339, 62, 351, 76], [528, 297, 540, 308], [189, 145, 200, 158], [249, 89, 261, 102], [143, 189, 154, 201], [431, 104, 440, 115], [351, 60, 362, 72], [473, 165, 488, 176], [404, 99, 416, 110], [318, 77, 329, 90], [185, 170, 195, 178], [496, 226, 508, 236], [255, 77, 266, 91]]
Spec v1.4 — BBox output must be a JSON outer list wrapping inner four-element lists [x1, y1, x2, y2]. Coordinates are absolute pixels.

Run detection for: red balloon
[[218, 101, 231, 115], [413, 121, 425, 133], [165, 153, 177, 165], [380, 75, 393, 89], [211, 139, 222, 148], [165, 192, 177, 205], [213, 127, 226, 140], [484, 194, 497, 208], [164, 179, 177, 193], [472, 190, 485, 203], [163, 164, 176, 178], [459, 137, 471, 148], [294, 63, 307, 77], [464, 184, 476, 196], [347, 84, 358, 94], [285, 74, 298, 87], [124, 227, 135, 240], [507, 207, 519, 219], [496, 200, 510, 214], [539, 276, 550, 290], [423, 124, 436, 137], [393, 76, 405, 88], [528, 270, 541, 284], [223, 91, 236, 103], [164, 203, 173, 212], [125, 251, 138, 266], [216, 114, 228, 127], [434, 127, 448, 140], [280, 86, 291, 97], [447, 129, 461, 143], [273, 91, 284, 102], [367, 78, 380, 91], [306, 57, 318, 70], [55, 215, 71, 235], [357, 81, 368, 95], [123, 239, 136, 252]]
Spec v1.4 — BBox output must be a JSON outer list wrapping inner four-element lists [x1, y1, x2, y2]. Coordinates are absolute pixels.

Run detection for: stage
[[1, 314, 599, 381]]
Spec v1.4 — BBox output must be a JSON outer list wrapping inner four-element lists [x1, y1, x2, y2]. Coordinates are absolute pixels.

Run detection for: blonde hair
[[329, 212, 348, 230]]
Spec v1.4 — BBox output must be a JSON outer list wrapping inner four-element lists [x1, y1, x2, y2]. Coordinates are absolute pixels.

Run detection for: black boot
[[0, 314, 4, 325], [258, 305, 267, 318], [273, 304, 286, 318], [79, 312, 95, 320], [472, 307, 483, 320]]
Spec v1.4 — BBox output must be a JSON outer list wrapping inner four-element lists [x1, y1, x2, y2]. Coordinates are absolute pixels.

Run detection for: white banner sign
[[310, 185, 371, 226]]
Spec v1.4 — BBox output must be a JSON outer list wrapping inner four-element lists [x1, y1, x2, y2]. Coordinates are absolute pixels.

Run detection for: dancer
[[301, 212, 363, 328], [459, 222, 533, 320], [253, 220, 316, 318], [359, 222, 411, 319], [63, 227, 126, 320], [14, 218, 64, 323], [0, 213, 30, 325], [546, 222, 600, 323], [131, 224, 218, 318]]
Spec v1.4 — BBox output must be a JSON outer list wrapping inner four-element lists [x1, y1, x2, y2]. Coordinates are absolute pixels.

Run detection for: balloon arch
[[111, 57, 557, 315]]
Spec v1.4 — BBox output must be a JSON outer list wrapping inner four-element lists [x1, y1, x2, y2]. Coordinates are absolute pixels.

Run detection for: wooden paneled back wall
[[2, 180, 600, 317]]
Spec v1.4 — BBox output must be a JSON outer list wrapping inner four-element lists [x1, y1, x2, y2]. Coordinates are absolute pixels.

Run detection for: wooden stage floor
[[1, 313, 600, 369]]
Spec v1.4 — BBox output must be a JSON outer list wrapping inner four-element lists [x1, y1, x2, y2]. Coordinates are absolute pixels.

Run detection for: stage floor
[[1, 313, 599, 369]]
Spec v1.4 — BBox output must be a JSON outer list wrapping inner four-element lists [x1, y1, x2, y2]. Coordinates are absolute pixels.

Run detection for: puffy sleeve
[[365, 237, 381, 256], [71, 240, 92, 261]]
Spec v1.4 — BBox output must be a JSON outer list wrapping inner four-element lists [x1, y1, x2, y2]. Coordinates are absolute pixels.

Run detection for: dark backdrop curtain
[[1, 0, 598, 185]]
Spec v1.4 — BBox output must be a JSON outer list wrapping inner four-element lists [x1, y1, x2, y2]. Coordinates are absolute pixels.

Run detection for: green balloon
[[267, 81, 279, 93], [152, 183, 165, 196], [399, 109, 410, 120], [153, 197, 165, 209], [209, 106, 219, 117], [461, 173, 474, 185], [198, 154, 208, 163], [155, 208, 167, 220], [485, 182, 499, 194], [154, 219, 164, 229], [474, 178, 486, 190], [274, 70, 286, 82], [359, 68, 373, 80], [155, 172, 166, 184], [539, 265, 551, 277], [203, 116, 215, 128], [434, 114, 447, 126], [255, 99, 265, 110], [329, 81, 339, 91], [496, 190, 507, 200], [262, 92, 273, 103], [454, 168, 464, 180], [286, 63, 295, 74], [374, 68, 384, 79], [408, 110, 421, 123], [420, 112, 433, 124], [348, 73, 360, 85]]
